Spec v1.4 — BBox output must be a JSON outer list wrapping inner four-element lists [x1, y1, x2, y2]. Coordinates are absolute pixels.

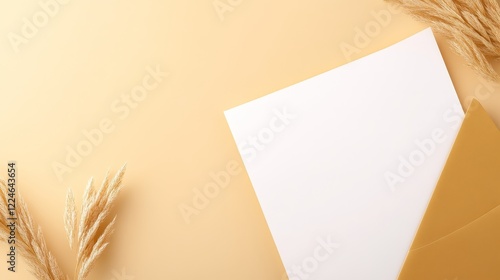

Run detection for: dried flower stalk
[[386, 0, 500, 81], [0, 165, 126, 280]]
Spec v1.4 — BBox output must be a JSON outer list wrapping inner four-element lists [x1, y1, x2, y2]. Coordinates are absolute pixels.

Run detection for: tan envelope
[[399, 99, 500, 279]]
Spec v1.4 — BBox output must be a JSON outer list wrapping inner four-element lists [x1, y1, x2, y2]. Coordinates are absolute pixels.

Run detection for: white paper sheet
[[224, 28, 463, 280]]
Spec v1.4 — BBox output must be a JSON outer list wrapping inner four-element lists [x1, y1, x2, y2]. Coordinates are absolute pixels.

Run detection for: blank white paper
[[224, 28, 463, 280]]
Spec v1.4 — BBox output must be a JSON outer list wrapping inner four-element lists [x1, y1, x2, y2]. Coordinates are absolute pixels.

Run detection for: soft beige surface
[[0, 0, 499, 279]]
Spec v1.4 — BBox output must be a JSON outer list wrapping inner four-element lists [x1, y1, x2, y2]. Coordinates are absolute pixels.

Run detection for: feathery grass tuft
[[386, 0, 500, 81], [0, 179, 67, 280], [0, 165, 126, 280]]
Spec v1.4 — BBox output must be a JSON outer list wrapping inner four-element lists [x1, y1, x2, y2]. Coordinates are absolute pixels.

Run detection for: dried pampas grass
[[72, 166, 125, 280], [385, 0, 500, 81], [0, 165, 126, 280], [0, 179, 66, 280]]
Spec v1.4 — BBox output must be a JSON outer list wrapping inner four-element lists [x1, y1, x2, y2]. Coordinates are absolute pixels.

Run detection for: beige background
[[0, 0, 499, 279]]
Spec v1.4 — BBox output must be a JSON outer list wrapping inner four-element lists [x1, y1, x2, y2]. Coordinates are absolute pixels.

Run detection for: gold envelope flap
[[399, 99, 500, 279]]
